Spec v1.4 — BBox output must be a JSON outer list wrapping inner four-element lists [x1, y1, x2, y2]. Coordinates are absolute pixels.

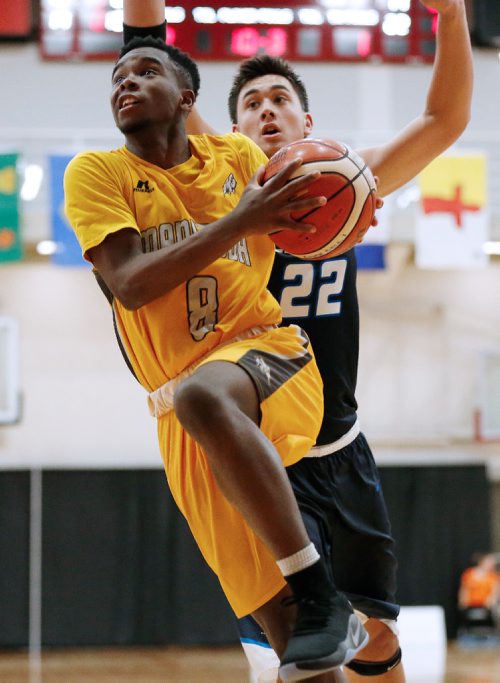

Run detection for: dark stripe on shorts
[[236, 335, 312, 402]]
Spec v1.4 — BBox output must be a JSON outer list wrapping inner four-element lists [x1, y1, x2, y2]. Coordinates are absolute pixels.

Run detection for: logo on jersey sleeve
[[223, 173, 237, 196], [134, 179, 154, 193]]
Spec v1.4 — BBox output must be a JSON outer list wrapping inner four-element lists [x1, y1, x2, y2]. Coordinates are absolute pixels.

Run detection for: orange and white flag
[[415, 153, 488, 269]]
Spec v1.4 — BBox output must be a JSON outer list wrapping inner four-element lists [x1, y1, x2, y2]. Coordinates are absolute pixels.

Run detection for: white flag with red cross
[[415, 153, 488, 269]]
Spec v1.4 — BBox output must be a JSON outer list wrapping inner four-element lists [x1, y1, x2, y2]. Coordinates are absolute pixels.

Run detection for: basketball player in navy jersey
[[123, 1, 473, 681]]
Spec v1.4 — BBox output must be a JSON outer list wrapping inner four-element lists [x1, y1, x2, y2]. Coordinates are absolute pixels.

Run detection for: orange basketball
[[262, 138, 377, 260]]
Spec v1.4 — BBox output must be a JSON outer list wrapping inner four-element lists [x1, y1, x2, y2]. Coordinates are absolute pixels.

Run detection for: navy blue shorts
[[238, 432, 399, 643]]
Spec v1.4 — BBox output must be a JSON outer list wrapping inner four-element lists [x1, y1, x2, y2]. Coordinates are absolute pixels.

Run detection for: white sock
[[276, 542, 320, 576]]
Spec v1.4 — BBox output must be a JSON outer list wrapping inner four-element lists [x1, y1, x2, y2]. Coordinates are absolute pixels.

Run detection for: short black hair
[[228, 55, 309, 124], [119, 36, 200, 97]]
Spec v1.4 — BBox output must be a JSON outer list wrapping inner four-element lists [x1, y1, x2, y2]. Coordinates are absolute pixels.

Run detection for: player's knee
[[346, 619, 402, 676], [368, 619, 399, 653], [173, 375, 221, 429]]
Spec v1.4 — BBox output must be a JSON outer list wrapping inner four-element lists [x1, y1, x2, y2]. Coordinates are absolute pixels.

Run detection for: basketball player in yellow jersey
[[120, 3, 472, 682], [67, 133, 295, 384], [64, 39, 370, 680]]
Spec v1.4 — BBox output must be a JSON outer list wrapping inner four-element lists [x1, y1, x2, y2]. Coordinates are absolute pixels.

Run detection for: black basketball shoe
[[279, 591, 369, 681]]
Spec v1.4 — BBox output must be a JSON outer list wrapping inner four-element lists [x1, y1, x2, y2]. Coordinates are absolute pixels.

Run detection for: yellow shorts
[[156, 324, 323, 617]]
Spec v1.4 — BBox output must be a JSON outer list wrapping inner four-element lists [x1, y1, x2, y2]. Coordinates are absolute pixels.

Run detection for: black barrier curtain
[[0, 471, 30, 645], [379, 465, 492, 636], [0, 464, 492, 646], [41, 471, 236, 646]]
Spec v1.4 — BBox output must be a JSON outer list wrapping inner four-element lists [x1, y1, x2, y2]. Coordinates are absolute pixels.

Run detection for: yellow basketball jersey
[[65, 133, 282, 391]]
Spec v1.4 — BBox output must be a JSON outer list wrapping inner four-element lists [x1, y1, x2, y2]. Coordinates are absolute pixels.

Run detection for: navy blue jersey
[[267, 248, 359, 445]]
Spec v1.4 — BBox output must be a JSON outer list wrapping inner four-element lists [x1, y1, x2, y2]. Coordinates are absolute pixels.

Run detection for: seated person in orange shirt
[[458, 552, 500, 631]]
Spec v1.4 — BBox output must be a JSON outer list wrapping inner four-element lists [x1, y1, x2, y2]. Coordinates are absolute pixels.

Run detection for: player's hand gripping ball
[[263, 138, 377, 259]]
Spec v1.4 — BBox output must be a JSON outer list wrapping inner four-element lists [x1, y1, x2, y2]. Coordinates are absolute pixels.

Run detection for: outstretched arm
[[359, 0, 473, 197]]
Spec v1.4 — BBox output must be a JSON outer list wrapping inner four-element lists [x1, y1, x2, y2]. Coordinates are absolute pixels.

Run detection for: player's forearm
[[108, 218, 250, 310], [424, 0, 473, 138], [123, 0, 165, 27]]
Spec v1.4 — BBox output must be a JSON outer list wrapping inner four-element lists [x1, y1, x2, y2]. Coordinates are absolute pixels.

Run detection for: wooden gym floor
[[0, 642, 499, 683]]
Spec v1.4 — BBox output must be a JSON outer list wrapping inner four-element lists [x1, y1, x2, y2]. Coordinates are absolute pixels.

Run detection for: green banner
[[0, 154, 22, 264]]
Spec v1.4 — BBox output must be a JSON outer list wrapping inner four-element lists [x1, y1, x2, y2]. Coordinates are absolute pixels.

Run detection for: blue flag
[[49, 155, 89, 267], [355, 244, 386, 269]]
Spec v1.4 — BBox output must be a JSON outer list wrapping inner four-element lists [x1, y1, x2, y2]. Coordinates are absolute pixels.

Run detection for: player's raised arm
[[123, 0, 165, 39], [123, 0, 218, 135], [359, 0, 473, 197]]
